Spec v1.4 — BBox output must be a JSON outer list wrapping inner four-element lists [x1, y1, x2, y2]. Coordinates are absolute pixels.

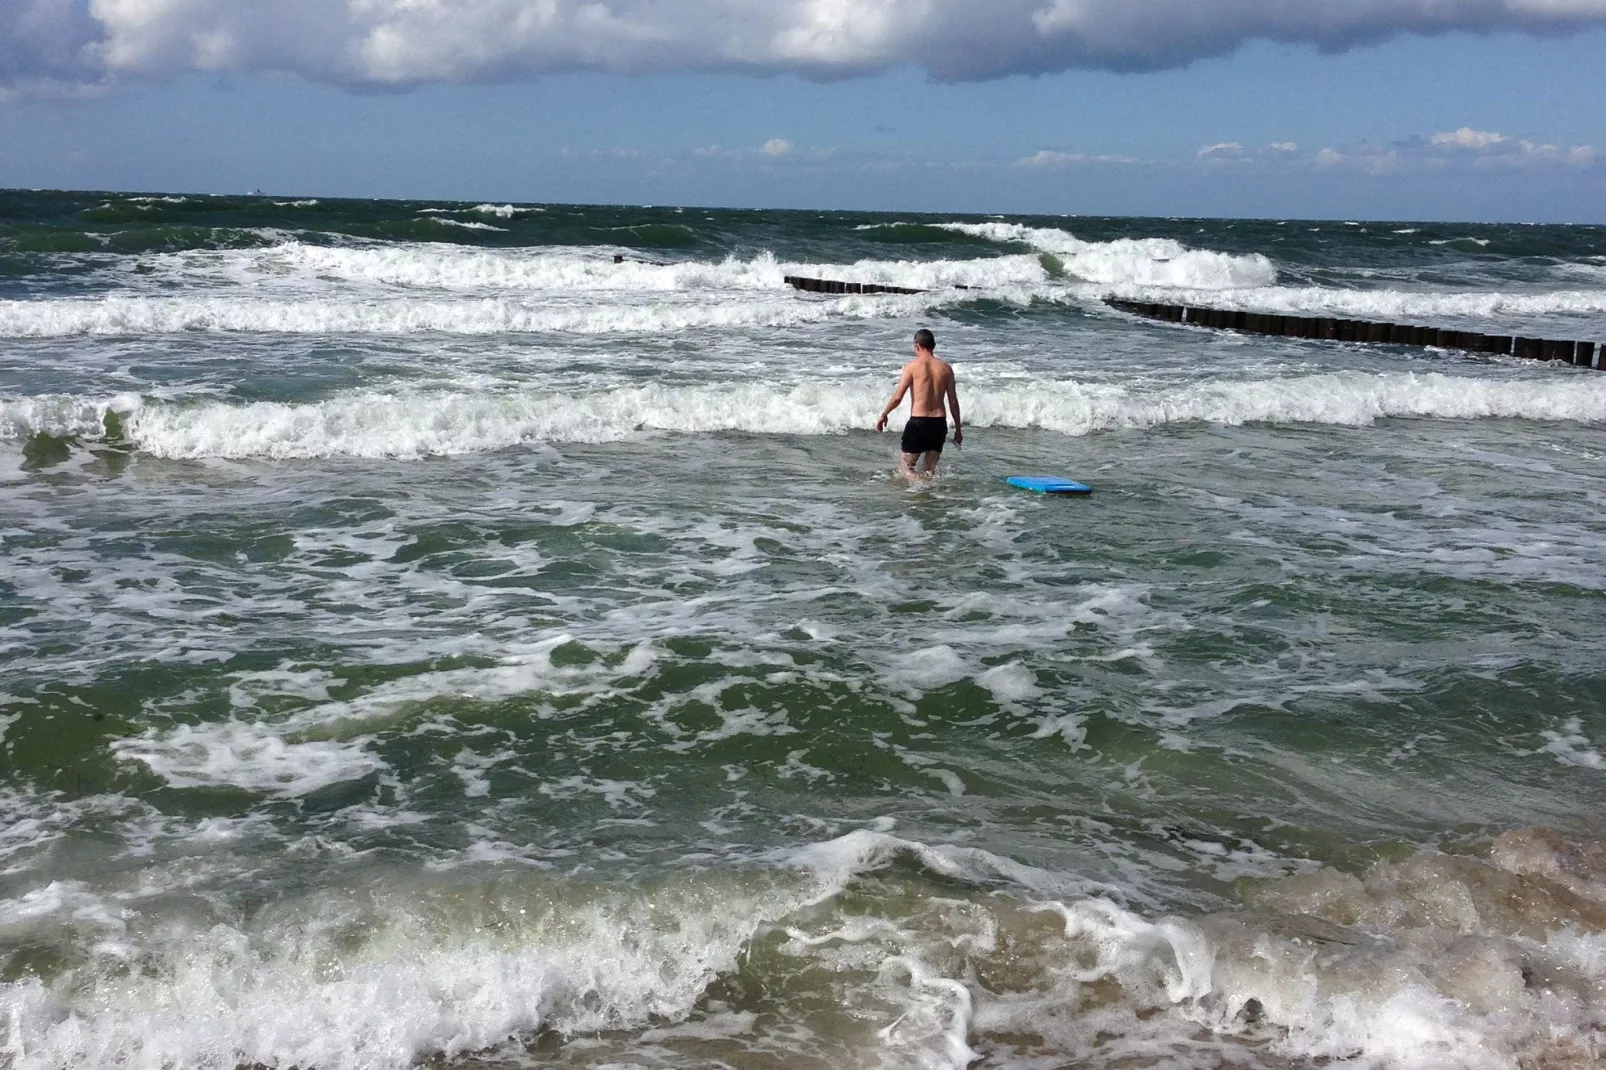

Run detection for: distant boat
[[246, 189, 264, 197]]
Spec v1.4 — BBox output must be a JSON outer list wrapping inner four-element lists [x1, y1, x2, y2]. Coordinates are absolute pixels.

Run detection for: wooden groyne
[[775, 273, 1602, 370], [1106, 299, 1603, 370], [784, 275, 926, 296]]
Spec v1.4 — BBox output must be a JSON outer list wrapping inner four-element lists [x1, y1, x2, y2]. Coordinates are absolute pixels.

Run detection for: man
[[875, 328, 962, 479]]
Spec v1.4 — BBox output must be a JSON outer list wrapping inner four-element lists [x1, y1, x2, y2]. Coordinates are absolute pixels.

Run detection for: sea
[[2, 189, 1605, 1070]]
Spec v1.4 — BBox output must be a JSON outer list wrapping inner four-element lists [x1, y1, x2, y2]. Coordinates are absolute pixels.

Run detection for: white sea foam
[[9, 370, 1601, 459], [1155, 283, 1606, 322], [180, 241, 1048, 296], [25, 235, 1590, 334], [111, 721, 386, 797], [254, 243, 795, 292], [0, 829, 1018, 1070], [934, 221, 1279, 289], [422, 217, 508, 232], [0, 391, 143, 441], [0, 293, 872, 335], [1537, 717, 1606, 769], [470, 203, 542, 218], [0, 865, 828, 1070], [2, 817, 1601, 1070]]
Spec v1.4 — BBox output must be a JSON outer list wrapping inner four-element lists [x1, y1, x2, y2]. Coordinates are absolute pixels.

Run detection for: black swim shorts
[[900, 416, 948, 455]]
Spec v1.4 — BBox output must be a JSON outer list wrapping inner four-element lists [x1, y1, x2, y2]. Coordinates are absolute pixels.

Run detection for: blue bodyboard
[[1007, 475, 1092, 495]]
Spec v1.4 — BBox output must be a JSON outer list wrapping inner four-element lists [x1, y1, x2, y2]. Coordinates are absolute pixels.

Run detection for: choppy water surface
[[2, 190, 1605, 1070]]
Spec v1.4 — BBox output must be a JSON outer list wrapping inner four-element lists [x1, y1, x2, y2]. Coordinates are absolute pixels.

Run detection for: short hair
[[914, 328, 936, 352]]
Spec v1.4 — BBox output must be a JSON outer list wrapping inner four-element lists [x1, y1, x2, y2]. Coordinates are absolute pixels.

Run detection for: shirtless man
[[875, 328, 962, 479]]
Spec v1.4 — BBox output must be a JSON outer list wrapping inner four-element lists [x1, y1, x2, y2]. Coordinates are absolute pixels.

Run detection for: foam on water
[[7, 369, 1602, 458], [72, 243, 1050, 299], [12, 234, 1600, 340], [0, 289, 919, 336], [0, 864, 826, 1070], [934, 220, 1280, 289], [1150, 282, 1606, 322], [470, 204, 542, 218], [10, 827, 1589, 1070], [110, 720, 387, 797], [423, 217, 508, 232]]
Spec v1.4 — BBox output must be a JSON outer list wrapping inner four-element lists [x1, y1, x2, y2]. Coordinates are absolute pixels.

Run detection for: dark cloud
[[4, 1, 1606, 93], [0, 0, 105, 95]]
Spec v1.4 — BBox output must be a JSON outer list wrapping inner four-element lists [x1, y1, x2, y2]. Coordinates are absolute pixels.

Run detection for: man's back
[[876, 328, 963, 476], [903, 354, 954, 418]]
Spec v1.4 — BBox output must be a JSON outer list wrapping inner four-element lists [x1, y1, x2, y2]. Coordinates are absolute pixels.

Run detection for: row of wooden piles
[[1106, 299, 1604, 369], [783, 275, 925, 296]]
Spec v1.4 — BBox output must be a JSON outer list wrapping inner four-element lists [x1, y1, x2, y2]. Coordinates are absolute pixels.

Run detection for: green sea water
[[2, 190, 1605, 1069]]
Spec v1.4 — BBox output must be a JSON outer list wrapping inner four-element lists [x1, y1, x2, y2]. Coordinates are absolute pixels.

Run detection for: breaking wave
[[6, 370, 1604, 459], [933, 221, 1280, 289], [3, 827, 1604, 1070]]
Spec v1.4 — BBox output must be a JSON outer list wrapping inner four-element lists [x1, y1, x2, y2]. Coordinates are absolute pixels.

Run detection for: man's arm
[[945, 371, 962, 447], [875, 367, 913, 432]]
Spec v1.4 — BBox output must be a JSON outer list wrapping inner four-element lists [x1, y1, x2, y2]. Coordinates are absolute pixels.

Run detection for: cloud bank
[[6, 0, 1606, 93], [1009, 128, 1599, 173], [1181, 128, 1601, 174]]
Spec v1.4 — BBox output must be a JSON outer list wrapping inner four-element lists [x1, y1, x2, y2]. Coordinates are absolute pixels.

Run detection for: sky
[[1, 0, 1603, 222]]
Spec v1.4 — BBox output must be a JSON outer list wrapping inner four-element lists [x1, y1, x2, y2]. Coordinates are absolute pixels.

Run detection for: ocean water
[[2, 190, 1605, 1070]]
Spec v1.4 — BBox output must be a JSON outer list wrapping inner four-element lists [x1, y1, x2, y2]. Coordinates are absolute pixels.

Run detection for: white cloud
[[5, 1, 1606, 92], [1196, 141, 1244, 158], [1017, 149, 1139, 166], [1018, 150, 1085, 166], [1307, 131, 1600, 173], [760, 137, 792, 157], [1431, 127, 1507, 149]]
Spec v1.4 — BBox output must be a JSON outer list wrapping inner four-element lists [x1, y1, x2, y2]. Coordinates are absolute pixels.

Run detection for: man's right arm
[[876, 366, 912, 431]]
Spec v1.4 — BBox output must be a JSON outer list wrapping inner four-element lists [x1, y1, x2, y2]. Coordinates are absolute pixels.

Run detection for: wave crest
[[935, 221, 1279, 289], [7, 371, 1603, 459]]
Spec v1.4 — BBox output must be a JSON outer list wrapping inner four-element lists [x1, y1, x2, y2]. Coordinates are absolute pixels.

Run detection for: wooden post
[[1513, 337, 1541, 359]]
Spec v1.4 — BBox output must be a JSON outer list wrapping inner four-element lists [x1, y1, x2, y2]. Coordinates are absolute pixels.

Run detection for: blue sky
[[1, 2, 1603, 222]]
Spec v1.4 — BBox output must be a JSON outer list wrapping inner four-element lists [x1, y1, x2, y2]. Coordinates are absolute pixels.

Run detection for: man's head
[[914, 328, 936, 354]]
